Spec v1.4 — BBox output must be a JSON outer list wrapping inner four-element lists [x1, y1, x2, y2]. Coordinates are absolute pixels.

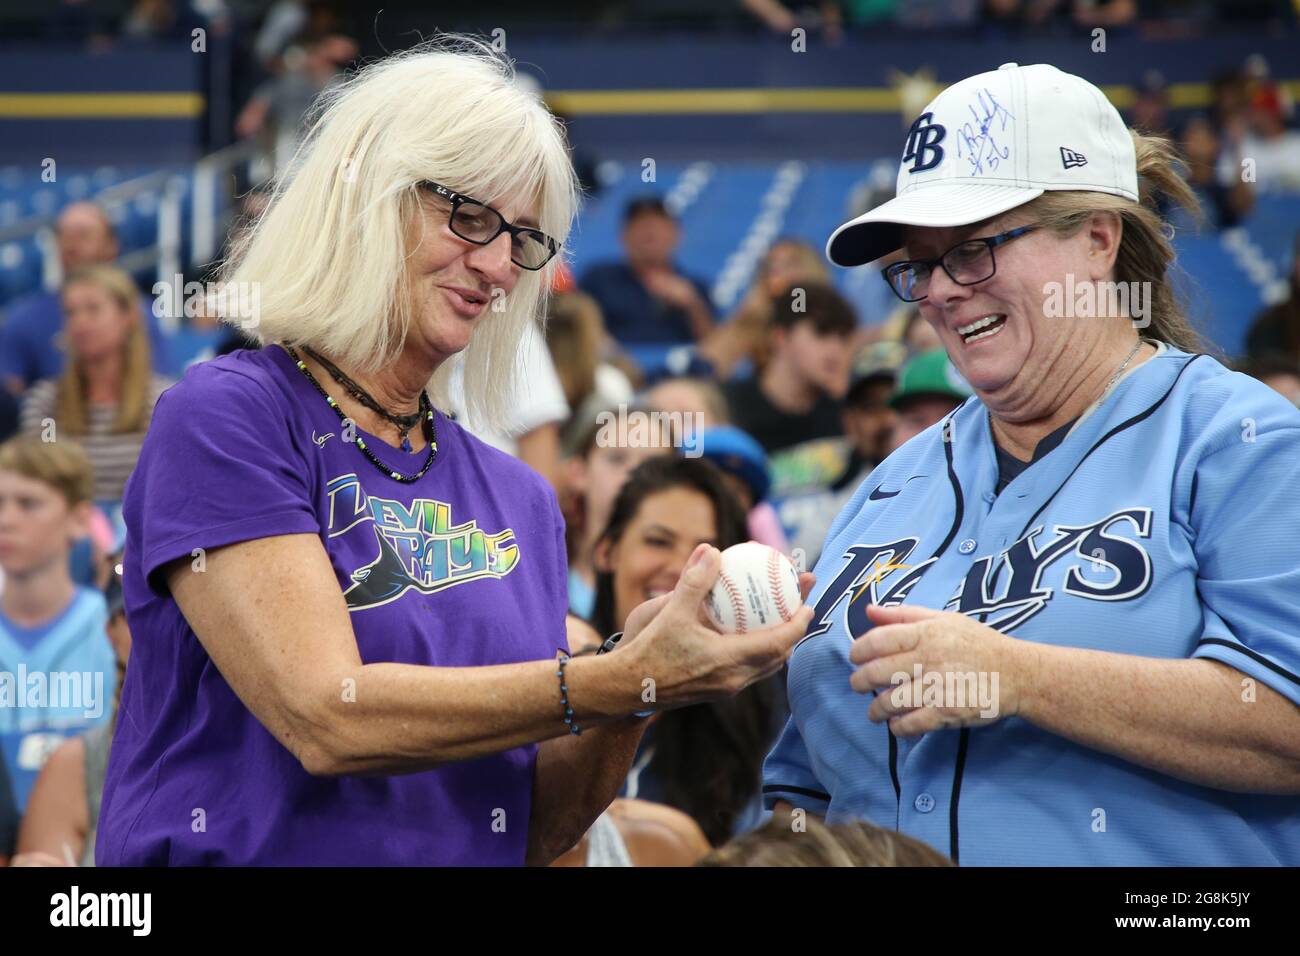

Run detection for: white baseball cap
[[827, 63, 1139, 267]]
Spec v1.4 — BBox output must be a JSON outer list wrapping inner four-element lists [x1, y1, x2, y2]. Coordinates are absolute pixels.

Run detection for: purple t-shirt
[[96, 346, 568, 865]]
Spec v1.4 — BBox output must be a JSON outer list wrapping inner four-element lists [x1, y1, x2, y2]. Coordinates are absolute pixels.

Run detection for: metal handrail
[[0, 139, 259, 307]]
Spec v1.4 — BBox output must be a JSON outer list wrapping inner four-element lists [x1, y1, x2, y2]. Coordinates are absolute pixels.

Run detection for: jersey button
[[982, 491, 995, 504], [914, 793, 936, 813], [958, 538, 976, 554]]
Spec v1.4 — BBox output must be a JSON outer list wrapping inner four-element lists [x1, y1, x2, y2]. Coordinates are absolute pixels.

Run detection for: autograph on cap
[[957, 89, 1015, 177]]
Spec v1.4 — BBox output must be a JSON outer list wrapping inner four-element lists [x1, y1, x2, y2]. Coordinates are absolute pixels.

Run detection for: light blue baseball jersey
[[764, 343, 1300, 865], [0, 588, 114, 811]]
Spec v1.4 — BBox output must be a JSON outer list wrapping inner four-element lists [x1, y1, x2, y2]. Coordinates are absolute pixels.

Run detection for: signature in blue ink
[[956, 89, 1015, 176]]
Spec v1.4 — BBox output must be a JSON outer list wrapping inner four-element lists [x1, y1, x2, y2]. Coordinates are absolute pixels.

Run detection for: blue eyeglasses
[[883, 226, 1038, 302]]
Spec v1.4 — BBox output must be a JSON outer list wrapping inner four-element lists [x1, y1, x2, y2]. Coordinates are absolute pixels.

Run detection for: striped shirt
[[19, 375, 172, 503]]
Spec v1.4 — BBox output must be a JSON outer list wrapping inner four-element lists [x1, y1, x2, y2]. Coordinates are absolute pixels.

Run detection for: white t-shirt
[[1219, 131, 1300, 194], [447, 321, 570, 457]]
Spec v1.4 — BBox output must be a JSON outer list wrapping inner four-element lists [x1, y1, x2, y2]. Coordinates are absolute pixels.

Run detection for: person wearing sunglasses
[[765, 63, 1300, 866], [96, 39, 811, 868]]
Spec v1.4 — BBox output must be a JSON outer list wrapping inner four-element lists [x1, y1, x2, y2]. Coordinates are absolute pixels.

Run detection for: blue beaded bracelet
[[556, 652, 581, 735], [593, 632, 655, 719]]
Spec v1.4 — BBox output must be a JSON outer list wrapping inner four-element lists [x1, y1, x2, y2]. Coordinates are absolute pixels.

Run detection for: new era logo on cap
[[826, 62, 1140, 268], [1060, 147, 1088, 169]]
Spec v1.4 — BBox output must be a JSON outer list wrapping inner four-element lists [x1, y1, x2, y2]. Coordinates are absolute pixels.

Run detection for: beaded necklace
[[285, 344, 438, 483], [302, 345, 426, 447]]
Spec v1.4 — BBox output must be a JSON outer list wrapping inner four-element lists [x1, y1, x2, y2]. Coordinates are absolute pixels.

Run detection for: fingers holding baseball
[[731, 604, 814, 665], [622, 591, 676, 646], [620, 542, 812, 706], [667, 543, 720, 616], [715, 603, 813, 693], [798, 571, 816, 602]]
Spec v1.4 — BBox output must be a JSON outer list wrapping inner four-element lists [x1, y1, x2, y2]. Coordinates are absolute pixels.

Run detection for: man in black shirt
[[723, 282, 856, 562], [723, 281, 854, 457]]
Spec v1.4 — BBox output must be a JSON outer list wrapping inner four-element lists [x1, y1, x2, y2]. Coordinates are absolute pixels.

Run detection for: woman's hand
[[848, 603, 1040, 736], [615, 544, 814, 711]]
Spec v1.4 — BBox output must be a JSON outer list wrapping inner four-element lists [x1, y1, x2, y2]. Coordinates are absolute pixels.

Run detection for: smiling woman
[[769, 62, 1300, 867], [95, 37, 813, 867], [589, 456, 793, 845], [215, 39, 575, 432]]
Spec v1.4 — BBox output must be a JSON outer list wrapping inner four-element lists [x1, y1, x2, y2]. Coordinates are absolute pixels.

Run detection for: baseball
[[704, 542, 802, 634]]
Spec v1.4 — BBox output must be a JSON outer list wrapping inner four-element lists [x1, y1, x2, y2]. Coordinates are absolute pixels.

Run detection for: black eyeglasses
[[882, 225, 1038, 303], [418, 180, 559, 271]]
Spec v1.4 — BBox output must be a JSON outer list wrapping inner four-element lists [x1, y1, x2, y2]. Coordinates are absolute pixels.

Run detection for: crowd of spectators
[[0, 3, 1298, 866], [3, 160, 1300, 862]]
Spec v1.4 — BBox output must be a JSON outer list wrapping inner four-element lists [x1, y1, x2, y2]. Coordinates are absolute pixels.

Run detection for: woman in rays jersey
[[97, 38, 811, 866], [764, 63, 1300, 866]]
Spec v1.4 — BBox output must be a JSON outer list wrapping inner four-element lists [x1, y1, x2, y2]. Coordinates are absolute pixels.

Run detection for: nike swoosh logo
[[313, 431, 335, 447], [869, 475, 927, 500]]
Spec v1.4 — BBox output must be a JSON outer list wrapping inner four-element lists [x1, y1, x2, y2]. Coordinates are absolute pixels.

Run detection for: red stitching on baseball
[[768, 551, 791, 621], [722, 575, 747, 633]]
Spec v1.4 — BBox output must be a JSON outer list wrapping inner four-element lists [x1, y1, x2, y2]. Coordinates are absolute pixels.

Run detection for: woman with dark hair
[[560, 408, 671, 619], [589, 454, 810, 844]]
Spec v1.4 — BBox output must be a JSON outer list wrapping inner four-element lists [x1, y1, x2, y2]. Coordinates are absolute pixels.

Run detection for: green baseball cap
[[889, 349, 974, 410]]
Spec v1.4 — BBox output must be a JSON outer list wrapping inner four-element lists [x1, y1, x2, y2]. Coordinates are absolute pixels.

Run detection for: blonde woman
[[96, 39, 811, 867], [19, 265, 171, 504]]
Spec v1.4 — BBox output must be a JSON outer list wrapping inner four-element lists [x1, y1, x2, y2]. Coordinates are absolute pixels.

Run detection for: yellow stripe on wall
[[3, 80, 1296, 120], [548, 80, 1300, 116], [0, 93, 205, 118], [547, 87, 901, 114]]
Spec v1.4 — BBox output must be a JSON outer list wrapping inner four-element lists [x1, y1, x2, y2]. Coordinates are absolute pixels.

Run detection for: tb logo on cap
[[902, 112, 946, 173]]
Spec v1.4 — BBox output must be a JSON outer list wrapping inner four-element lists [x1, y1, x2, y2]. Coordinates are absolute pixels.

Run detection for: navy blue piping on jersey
[[761, 783, 831, 804], [887, 731, 901, 828], [884, 408, 969, 830], [1197, 637, 1300, 688], [764, 400, 973, 827], [949, 730, 969, 863], [946, 353, 1205, 865], [1016, 354, 1206, 538]]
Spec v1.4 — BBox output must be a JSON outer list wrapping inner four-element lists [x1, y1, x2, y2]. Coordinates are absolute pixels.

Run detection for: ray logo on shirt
[[808, 507, 1154, 640], [325, 473, 520, 611]]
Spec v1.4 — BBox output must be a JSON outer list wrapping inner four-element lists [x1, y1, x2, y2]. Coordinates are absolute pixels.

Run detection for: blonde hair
[[0, 435, 94, 507], [699, 815, 954, 867], [758, 237, 830, 288], [1017, 130, 1213, 356], [57, 265, 152, 434], [544, 292, 604, 409], [218, 36, 580, 431]]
